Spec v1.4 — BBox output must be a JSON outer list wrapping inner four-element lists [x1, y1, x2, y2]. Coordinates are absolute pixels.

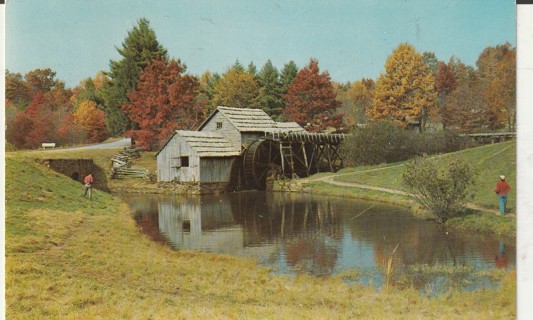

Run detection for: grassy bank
[[290, 141, 516, 237], [5, 150, 516, 318], [333, 141, 516, 210]]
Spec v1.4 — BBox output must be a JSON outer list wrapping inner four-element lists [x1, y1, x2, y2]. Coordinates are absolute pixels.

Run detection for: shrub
[[415, 129, 466, 155], [340, 121, 415, 165], [340, 121, 466, 166], [401, 154, 476, 223]]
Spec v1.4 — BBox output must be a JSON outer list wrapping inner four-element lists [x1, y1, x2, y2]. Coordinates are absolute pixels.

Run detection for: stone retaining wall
[[38, 159, 109, 191], [110, 181, 232, 195]]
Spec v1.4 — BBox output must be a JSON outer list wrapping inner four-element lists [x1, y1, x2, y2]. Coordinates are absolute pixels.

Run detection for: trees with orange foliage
[[283, 59, 344, 132], [369, 43, 437, 131], [122, 58, 200, 150], [5, 70, 31, 108], [4, 67, 101, 149], [478, 44, 516, 131], [6, 112, 34, 149], [73, 100, 109, 143], [434, 60, 457, 129], [5, 69, 78, 149], [13, 93, 58, 148], [444, 59, 487, 132], [24, 68, 61, 96], [348, 78, 374, 125], [58, 114, 88, 145]]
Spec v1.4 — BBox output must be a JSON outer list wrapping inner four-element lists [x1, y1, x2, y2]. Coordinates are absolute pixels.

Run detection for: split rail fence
[[110, 147, 150, 179]]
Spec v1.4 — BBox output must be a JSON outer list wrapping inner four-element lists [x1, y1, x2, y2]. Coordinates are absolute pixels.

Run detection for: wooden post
[[301, 142, 309, 176]]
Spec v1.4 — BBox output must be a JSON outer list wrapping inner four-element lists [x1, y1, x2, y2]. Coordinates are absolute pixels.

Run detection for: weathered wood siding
[[200, 112, 242, 150], [157, 133, 237, 183], [157, 197, 245, 254], [241, 132, 265, 145], [157, 134, 201, 182], [199, 157, 235, 182]]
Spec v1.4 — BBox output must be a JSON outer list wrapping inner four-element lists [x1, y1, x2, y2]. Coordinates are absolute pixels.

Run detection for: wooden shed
[[156, 130, 240, 184]]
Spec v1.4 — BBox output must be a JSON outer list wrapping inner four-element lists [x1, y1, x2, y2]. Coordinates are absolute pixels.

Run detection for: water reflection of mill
[[156, 192, 342, 275], [131, 192, 515, 278]]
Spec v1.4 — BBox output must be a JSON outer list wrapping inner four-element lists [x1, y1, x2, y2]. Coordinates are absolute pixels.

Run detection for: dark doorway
[[182, 220, 191, 232], [71, 172, 80, 181]]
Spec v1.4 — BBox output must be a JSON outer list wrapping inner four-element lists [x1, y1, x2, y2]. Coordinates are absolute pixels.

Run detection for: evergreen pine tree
[[101, 18, 168, 136], [257, 60, 283, 120]]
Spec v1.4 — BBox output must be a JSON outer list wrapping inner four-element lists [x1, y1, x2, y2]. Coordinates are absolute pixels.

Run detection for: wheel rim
[[243, 140, 281, 189]]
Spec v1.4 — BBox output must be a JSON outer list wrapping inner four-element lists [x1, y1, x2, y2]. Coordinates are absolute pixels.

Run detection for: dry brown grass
[[5, 150, 516, 319]]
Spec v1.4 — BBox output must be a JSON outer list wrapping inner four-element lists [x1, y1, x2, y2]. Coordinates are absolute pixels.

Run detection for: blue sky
[[5, 0, 516, 88]]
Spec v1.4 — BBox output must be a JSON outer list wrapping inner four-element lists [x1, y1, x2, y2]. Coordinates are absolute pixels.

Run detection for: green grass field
[[4, 147, 517, 319], [333, 141, 516, 210]]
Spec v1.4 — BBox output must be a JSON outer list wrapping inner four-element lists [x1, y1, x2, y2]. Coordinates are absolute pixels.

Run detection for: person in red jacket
[[83, 173, 94, 200], [494, 175, 511, 214]]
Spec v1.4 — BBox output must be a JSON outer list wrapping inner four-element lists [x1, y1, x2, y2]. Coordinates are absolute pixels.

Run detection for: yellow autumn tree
[[369, 43, 437, 131], [73, 100, 109, 143], [348, 78, 374, 124], [212, 68, 260, 109]]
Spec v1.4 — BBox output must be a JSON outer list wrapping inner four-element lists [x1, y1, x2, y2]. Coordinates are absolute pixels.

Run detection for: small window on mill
[[216, 121, 223, 129], [181, 156, 189, 167]]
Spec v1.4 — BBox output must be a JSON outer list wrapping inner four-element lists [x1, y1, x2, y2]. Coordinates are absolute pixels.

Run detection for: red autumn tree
[[14, 89, 74, 148], [5, 67, 79, 149], [57, 114, 88, 145], [444, 59, 487, 132], [25, 92, 47, 117], [16, 93, 57, 148], [480, 44, 516, 131], [122, 58, 201, 150], [283, 59, 344, 132], [434, 60, 457, 129], [6, 112, 34, 149]]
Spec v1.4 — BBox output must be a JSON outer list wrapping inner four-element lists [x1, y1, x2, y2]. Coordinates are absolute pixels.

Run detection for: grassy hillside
[[4, 150, 516, 319], [333, 140, 516, 210]]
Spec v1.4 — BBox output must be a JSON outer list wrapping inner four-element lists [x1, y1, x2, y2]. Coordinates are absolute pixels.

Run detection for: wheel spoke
[[257, 170, 267, 183]]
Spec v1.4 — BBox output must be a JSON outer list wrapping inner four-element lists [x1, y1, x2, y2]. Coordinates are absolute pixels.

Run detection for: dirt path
[[297, 169, 508, 217]]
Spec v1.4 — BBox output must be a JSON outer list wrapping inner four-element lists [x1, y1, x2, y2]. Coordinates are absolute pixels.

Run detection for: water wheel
[[243, 140, 281, 190]]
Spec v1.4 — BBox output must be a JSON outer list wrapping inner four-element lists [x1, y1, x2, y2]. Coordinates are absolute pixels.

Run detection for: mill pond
[[121, 191, 515, 295]]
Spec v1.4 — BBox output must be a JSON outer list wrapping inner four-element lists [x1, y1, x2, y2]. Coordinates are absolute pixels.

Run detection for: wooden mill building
[[156, 106, 345, 192]]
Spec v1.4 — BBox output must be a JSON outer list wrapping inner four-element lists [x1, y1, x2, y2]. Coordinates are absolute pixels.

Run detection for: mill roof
[[198, 106, 305, 133], [271, 121, 306, 132], [177, 130, 241, 157], [156, 130, 241, 157]]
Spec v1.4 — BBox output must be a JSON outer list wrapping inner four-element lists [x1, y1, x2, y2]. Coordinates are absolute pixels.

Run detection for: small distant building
[[156, 106, 345, 193]]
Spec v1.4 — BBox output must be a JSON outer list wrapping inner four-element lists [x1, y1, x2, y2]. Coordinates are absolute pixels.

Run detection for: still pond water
[[121, 191, 515, 293]]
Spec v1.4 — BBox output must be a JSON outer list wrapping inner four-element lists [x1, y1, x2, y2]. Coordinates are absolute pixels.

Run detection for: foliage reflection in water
[[121, 191, 514, 292]]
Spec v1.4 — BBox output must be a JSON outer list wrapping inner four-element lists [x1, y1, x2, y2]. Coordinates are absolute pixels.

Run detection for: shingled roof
[[198, 106, 305, 133], [271, 121, 306, 132], [156, 130, 241, 157], [176, 130, 240, 157]]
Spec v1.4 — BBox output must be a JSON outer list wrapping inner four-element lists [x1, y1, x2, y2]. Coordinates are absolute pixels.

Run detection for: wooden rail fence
[[110, 147, 150, 180]]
